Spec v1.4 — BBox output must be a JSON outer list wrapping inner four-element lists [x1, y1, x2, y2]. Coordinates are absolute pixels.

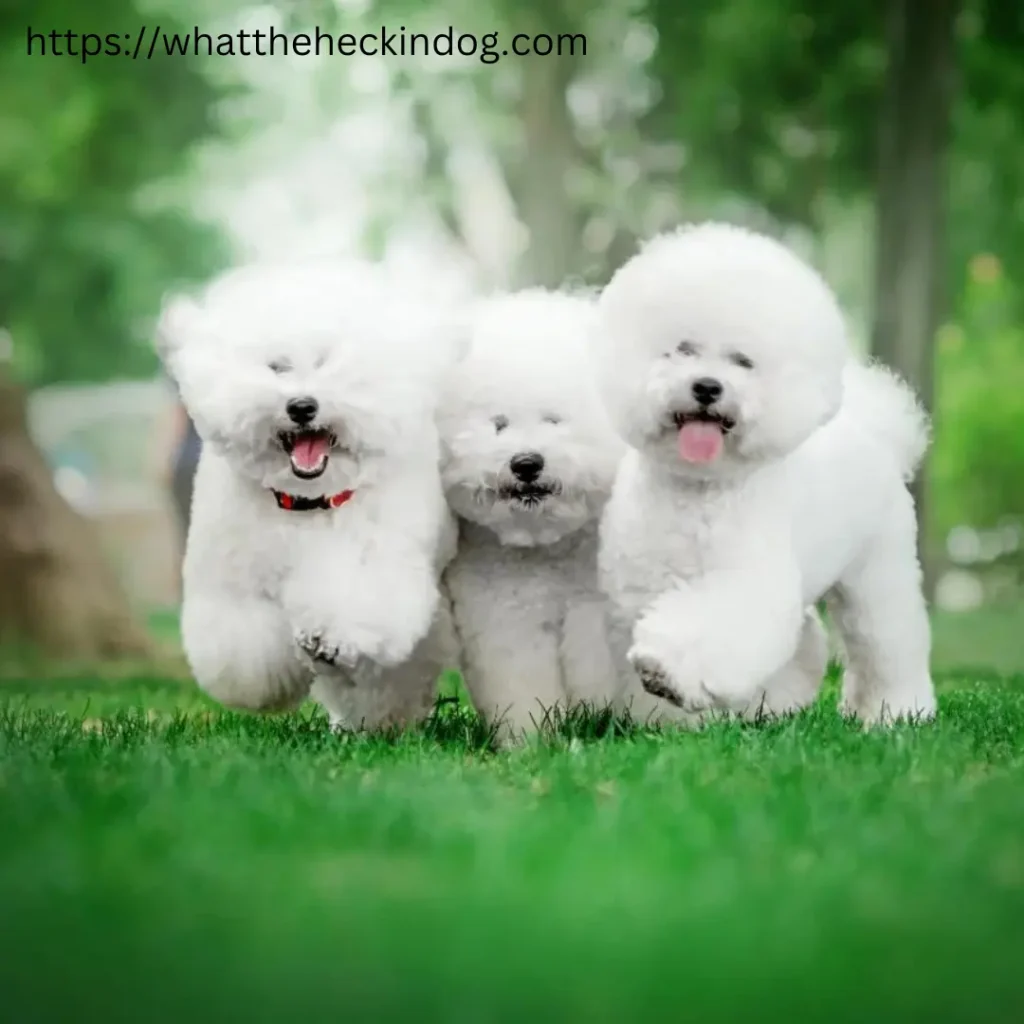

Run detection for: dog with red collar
[[157, 260, 460, 729]]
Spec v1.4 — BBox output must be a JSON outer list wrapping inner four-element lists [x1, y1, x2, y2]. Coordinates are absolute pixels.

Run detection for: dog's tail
[[841, 359, 930, 481]]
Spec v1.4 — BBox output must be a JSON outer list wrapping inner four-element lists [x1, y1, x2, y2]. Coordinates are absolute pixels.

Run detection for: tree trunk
[[0, 367, 154, 660], [871, 0, 959, 596], [514, 9, 583, 288]]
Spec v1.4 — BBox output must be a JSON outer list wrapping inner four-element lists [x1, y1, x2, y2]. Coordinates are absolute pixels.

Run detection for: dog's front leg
[[627, 558, 805, 716], [559, 597, 620, 708], [285, 547, 439, 676], [460, 610, 567, 747], [181, 590, 313, 711]]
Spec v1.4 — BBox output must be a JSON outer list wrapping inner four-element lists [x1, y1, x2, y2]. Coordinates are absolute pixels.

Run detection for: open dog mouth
[[671, 409, 736, 433], [496, 482, 558, 508], [670, 409, 735, 465], [278, 428, 337, 479]]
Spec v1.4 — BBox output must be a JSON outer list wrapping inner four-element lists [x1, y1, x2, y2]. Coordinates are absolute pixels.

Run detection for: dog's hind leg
[[747, 606, 828, 718], [827, 492, 935, 725], [459, 615, 566, 745], [559, 597, 620, 709]]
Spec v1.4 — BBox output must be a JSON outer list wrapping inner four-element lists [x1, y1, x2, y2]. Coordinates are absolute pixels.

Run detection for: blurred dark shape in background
[[156, 393, 201, 561]]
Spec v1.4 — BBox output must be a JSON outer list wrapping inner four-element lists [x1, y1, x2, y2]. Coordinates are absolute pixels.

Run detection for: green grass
[[3, 673, 1024, 1023]]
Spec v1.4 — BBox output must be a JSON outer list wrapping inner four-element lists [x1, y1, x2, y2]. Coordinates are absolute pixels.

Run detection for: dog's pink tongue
[[291, 433, 329, 472], [677, 422, 724, 463]]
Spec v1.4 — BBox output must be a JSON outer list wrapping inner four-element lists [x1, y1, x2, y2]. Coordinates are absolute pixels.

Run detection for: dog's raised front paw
[[295, 629, 361, 671], [295, 627, 404, 685], [631, 654, 684, 707], [628, 649, 719, 714]]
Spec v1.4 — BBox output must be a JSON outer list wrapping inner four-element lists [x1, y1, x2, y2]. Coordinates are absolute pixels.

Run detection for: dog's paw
[[840, 684, 937, 728], [294, 622, 413, 676], [326, 711, 355, 736], [295, 630, 362, 672], [628, 648, 720, 715], [630, 654, 683, 707]]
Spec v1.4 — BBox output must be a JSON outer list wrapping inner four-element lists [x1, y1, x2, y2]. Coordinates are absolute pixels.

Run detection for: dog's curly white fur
[[439, 290, 630, 740], [595, 222, 935, 725], [157, 261, 458, 729]]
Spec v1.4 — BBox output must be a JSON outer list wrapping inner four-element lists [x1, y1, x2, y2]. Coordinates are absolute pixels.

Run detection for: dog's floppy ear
[[154, 292, 202, 367]]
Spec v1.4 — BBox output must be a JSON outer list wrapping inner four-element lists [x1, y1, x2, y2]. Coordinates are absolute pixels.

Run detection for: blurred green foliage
[[932, 256, 1024, 537], [647, 0, 1024, 308], [647, 0, 880, 225], [0, 0, 233, 385]]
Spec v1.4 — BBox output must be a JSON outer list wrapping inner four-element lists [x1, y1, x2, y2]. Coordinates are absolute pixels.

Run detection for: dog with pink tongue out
[[156, 261, 459, 729], [594, 223, 936, 726]]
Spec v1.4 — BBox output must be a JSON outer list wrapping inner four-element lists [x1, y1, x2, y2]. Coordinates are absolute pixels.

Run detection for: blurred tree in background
[[0, 0, 234, 657]]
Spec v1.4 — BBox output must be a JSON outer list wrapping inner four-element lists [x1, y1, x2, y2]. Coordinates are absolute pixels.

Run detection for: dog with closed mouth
[[157, 261, 458, 728], [437, 289, 625, 741]]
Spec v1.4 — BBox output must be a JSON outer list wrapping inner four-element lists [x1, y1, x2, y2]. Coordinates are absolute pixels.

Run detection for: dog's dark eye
[[268, 359, 291, 374], [493, 415, 509, 433], [542, 414, 562, 425], [676, 340, 698, 356], [730, 352, 754, 370]]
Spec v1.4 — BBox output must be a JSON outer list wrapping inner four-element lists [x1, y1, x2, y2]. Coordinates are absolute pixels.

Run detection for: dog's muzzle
[[496, 479, 560, 508]]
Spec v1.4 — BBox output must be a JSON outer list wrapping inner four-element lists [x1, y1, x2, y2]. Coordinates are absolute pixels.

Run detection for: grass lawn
[[2, 669, 1024, 1023]]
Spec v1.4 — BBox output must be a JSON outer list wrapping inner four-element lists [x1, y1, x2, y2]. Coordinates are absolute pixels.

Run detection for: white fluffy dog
[[595, 222, 935, 725], [438, 290, 627, 738], [439, 288, 827, 739], [157, 262, 457, 730]]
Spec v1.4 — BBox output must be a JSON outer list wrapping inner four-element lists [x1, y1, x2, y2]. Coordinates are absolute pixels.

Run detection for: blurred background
[[1, 0, 1021, 675]]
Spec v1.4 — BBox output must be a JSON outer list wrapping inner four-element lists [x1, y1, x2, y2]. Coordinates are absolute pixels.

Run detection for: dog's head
[[156, 262, 452, 496], [595, 223, 848, 480], [438, 289, 624, 547]]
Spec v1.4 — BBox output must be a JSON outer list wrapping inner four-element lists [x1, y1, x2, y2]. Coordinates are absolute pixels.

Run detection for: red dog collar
[[272, 489, 355, 511]]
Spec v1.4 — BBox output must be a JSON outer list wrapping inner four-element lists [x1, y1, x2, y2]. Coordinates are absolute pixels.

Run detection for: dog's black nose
[[691, 377, 723, 406], [509, 452, 545, 482], [285, 396, 318, 425]]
